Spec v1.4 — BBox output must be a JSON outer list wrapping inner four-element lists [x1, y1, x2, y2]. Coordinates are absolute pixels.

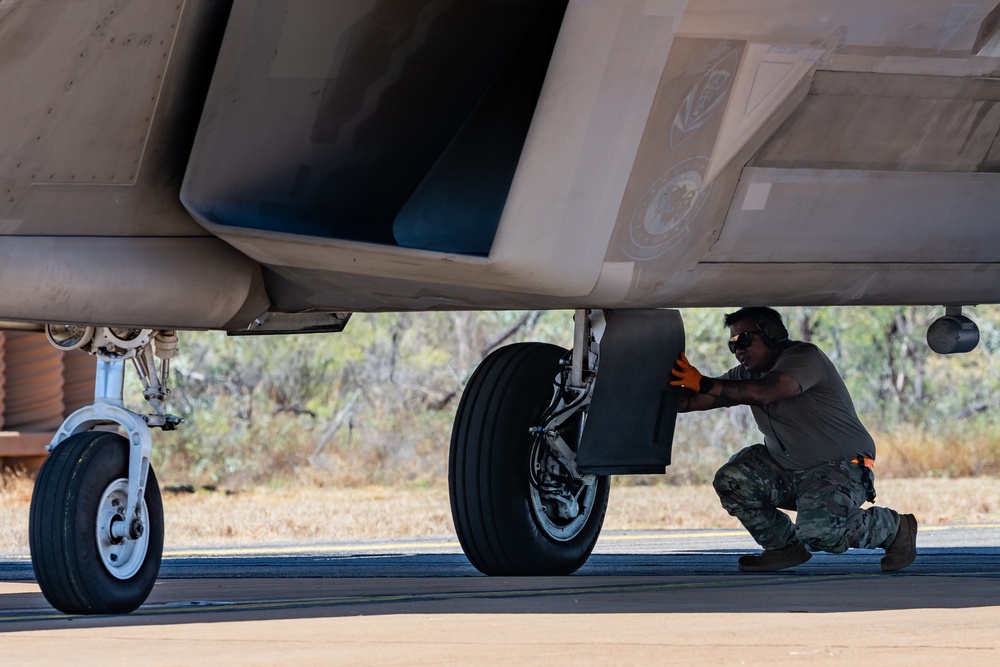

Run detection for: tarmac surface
[[0, 524, 998, 664]]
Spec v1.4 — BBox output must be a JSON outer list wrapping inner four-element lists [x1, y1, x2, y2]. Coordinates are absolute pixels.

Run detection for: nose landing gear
[[29, 326, 178, 614]]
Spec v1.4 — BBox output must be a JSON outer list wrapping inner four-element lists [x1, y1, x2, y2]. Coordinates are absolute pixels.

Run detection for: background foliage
[[136, 306, 1000, 488]]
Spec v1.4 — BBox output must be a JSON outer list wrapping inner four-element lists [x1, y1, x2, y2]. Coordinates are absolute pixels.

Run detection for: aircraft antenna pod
[[927, 306, 980, 354]]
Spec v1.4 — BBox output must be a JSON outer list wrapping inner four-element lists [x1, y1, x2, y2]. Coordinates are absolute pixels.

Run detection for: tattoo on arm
[[713, 372, 795, 406], [677, 393, 720, 413], [717, 382, 748, 404]]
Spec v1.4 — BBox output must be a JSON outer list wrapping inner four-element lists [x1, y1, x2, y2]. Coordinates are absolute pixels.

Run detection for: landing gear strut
[[30, 326, 179, 614], [449, 310, 610, 575]]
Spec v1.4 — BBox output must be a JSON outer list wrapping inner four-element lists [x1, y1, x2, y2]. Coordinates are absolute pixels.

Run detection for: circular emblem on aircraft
[[622, 156, 711, 261]]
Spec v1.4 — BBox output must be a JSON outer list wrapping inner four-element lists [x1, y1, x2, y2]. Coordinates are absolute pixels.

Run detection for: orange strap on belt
[[850, 456, 875, 470]]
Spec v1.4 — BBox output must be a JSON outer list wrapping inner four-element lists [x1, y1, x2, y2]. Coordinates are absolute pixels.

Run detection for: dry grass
[[873, 426, 1000, 478], [3, 473, 999, 556]]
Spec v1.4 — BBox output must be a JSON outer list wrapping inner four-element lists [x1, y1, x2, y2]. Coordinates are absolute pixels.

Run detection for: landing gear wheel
[[449, 342, 610, 575], [29, 431, 164, 614]]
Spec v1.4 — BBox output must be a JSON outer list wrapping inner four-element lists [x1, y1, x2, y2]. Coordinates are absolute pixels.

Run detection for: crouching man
[[671, 307, 917, 573]]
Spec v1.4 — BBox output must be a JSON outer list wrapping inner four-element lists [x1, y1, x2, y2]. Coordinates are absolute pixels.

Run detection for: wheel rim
[[95, 478, 150, 580], [528, 437, 599, 542]]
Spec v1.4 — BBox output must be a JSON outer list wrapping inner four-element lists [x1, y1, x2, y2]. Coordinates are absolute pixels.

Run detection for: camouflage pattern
[[713, 444, 900, 553]]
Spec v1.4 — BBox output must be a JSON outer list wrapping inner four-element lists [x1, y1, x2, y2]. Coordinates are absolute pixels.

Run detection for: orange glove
[[670, 352, 714, 394]]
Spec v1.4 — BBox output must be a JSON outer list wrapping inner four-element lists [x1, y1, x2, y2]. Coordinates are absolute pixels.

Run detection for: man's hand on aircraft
[[670, 352, 714, 394]]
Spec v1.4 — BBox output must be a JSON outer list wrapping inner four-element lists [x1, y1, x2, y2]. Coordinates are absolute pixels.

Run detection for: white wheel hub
[[95, 478, 149, 580]]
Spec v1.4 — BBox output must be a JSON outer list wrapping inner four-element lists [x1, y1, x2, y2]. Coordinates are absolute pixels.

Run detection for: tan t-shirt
[[723, 341, 876, 470]]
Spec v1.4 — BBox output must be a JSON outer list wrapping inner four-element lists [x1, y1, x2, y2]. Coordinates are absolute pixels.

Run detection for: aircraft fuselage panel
[[183, 0, 1000, 315], [3, 1, 1000, 327]]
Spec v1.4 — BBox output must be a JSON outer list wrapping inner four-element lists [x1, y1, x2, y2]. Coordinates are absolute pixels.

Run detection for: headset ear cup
[[758, 319, 789, 348]]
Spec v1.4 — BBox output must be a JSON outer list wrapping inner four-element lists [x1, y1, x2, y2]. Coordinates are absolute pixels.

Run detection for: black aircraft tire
[[449, 342, 609, 576], [29, 431, 164, 615]]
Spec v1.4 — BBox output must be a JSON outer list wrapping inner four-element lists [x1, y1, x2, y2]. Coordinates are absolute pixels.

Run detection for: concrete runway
[[1, 524, 999, 664]]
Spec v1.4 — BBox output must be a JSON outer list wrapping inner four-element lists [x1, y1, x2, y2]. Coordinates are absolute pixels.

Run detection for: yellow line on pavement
[[159, 523, 1000, 557], [4, 523, 996, 561]]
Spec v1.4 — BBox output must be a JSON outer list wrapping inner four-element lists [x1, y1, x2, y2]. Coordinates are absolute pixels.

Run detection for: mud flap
[[577, 309, 685, 475]]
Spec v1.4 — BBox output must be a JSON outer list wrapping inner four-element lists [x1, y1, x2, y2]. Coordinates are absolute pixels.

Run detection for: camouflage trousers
[[713, 444, 900, 553]]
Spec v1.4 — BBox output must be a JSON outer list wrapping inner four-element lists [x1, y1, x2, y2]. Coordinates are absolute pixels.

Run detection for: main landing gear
[[30, 326, 179, 614], [449, 310, 611, 575]]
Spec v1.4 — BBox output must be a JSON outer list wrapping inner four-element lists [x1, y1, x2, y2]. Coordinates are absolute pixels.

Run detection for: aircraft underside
[[1, 0, 999, 613]]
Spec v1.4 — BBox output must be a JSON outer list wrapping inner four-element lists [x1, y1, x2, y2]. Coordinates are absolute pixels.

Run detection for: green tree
[[145, 306, 1000, 488]]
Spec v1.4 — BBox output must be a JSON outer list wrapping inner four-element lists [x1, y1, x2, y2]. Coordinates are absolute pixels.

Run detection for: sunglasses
[[728, 329, 762, 353]]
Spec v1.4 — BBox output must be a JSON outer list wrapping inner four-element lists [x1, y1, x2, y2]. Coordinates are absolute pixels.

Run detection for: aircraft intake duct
[[182, 0, 569, 258]]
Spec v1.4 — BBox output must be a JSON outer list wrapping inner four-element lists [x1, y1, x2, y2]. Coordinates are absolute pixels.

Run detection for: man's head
[[723, 307, 788, 373]]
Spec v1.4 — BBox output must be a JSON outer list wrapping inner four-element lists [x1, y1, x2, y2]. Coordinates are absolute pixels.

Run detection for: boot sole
[[738, 551, 811, 573]]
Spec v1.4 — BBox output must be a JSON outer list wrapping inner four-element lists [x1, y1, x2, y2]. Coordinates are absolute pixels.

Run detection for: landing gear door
[[577, 309, 684, 475]]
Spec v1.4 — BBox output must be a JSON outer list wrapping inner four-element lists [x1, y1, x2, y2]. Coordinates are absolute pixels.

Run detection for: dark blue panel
[[186, 0, 568, 256], [393, 3, 564, 254]]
